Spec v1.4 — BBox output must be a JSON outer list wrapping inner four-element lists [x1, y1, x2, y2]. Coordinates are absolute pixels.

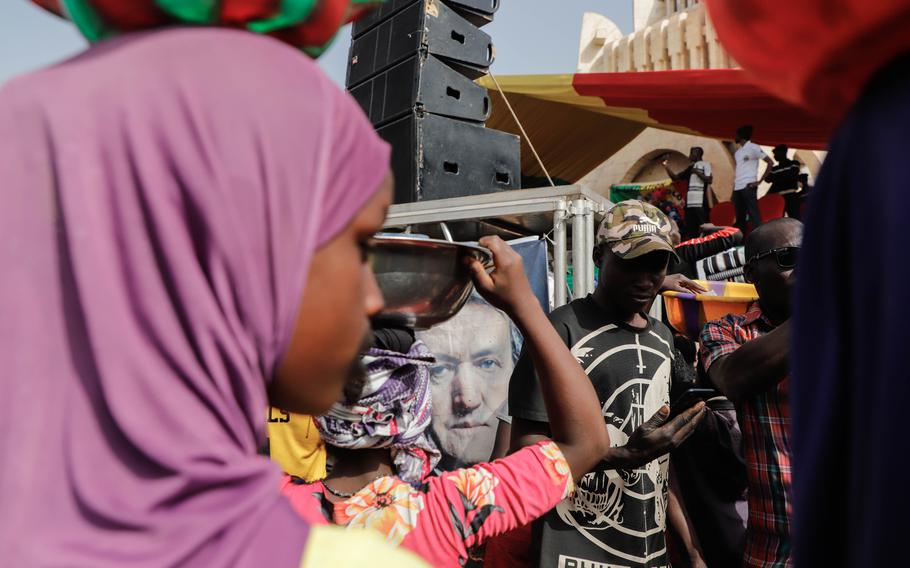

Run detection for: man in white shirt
[[663, 146, 714, 239], [732, 125, 774, 232]]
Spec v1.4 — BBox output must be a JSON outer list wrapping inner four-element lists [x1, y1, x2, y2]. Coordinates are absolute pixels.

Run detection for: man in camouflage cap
[[509, 200, 707, 567], [597, 199, 680, 261]]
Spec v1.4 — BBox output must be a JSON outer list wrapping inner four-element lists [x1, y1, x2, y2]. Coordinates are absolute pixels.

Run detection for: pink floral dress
[[280, 441, 574, 567]]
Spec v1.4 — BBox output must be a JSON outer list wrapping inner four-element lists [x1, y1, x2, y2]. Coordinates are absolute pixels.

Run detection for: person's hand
[[661, 274, 708, 294], [467, 236, 535, 316], [688, 552, 708, 568], [605, 403, 706, 469], [699, 223, 723, 235], [746, 181, 759, 190]]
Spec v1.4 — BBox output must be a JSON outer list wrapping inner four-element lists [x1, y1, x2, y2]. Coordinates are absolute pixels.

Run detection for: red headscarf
[[705, 0, 910, 120], [33, 0, 382, 55]]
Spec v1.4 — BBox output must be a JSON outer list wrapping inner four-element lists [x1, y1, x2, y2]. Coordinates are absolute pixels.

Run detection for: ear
[[744, 262, 755, 284], [593, 245, 604, 268]]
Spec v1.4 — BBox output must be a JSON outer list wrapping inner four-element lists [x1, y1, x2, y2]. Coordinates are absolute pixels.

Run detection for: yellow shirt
[[267, 408, 326, 482], [300, 525, 428, 567]]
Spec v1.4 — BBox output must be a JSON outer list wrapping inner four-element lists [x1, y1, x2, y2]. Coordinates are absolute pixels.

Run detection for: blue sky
[[0, 1, 632, 87]]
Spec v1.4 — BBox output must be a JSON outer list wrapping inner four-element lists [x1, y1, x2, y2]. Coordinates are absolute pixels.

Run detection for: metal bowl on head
[[370, 235, 493, 330]]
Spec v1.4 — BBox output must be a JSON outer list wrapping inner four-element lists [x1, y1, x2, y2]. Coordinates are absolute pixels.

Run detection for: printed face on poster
[[417, 238, 550, 470], [418, 297, 519, 468]]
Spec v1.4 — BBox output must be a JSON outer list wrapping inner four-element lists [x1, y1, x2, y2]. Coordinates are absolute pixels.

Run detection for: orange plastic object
[[663, 280, 758, 340]]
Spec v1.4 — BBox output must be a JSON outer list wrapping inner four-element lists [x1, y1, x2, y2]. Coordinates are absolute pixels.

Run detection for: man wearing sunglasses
[[698, 218, 802, 568]]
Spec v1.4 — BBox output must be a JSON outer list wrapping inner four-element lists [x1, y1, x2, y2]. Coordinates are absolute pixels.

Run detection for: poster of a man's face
[[417, 297, 519, 469]]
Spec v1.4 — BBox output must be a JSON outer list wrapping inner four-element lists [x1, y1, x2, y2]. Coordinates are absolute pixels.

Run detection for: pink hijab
[[0, 28, 389, 565]]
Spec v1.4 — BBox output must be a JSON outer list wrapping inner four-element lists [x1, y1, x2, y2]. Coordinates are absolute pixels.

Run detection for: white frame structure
[[383, 185, 612, 308]]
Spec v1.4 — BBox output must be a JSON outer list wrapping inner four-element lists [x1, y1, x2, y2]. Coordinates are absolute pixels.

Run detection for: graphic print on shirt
[[562, 331, 672, 565]]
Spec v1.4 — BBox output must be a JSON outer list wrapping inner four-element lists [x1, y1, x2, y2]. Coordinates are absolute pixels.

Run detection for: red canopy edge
[[572, 70, 834, 150]]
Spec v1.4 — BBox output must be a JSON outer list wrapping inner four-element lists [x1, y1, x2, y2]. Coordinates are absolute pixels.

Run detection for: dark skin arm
[[667, 464, 707, 567], [468, 236, 611, 482], [661, 274, 708, 294], [512, 404, 704, 470], [758, 155, 775, 184], [490, 419, 511, 461], [691, 167, 712, 185], [661, 159, 685, 181], [707, 319, 790, 404], [511, 395, 705, 470], [745, 156, 775, 190]]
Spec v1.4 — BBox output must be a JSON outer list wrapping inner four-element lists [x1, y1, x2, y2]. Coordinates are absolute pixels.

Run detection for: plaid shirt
[[700, 304, 792, 568]]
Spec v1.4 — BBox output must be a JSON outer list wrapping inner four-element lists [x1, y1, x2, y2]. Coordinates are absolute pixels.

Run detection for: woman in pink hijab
[[0, 24, 426, 567]]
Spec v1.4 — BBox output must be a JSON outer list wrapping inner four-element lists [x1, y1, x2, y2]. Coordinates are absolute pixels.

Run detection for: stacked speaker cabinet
[[346, 0, 521, 204]]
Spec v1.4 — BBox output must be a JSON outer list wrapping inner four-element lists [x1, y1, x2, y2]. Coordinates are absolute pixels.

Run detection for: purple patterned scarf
[[316, 341, 439, 484]]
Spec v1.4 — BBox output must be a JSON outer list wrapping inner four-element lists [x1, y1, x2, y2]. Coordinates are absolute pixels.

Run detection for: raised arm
[[759, 155, 775, 183], [662, 159, 683, 181], [468, 237, 610, 481], [704, 319, 790, 404]]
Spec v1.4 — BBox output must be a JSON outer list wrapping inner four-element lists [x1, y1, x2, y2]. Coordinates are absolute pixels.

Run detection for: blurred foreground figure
[[0, 25, 427, 567], [706, 1, 910, 565]]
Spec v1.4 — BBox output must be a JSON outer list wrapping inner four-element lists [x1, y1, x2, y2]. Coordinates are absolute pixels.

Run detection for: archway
[[622, 148, 689, 184], [579, 128, 736, 203]]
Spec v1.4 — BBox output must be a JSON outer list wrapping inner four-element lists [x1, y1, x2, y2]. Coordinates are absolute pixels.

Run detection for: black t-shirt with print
[[509, 295, 675, 568]]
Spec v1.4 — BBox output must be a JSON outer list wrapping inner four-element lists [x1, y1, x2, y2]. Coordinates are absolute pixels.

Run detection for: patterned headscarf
[[33, 0, 383, 56], [316, 342, 440, 484]]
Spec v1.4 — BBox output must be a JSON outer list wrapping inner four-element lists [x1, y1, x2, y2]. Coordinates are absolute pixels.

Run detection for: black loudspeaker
[[346, 0, 519, 204], [349, 53, 491, 126], [352, 0, 499, 36], [346, 0, 493, 88], [378, 113, 520, 203]]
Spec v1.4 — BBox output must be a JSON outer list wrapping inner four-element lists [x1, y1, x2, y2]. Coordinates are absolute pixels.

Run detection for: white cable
[[487, 70, 556, 188]]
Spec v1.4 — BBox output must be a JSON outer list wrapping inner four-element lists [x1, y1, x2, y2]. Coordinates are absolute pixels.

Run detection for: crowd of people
[[662, 125, 812, 241], [2, 1, 908, 567], [266, 203, 803, 568]]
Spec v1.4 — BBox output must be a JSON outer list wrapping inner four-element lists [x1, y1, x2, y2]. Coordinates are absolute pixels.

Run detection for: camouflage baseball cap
[[597, 200, 679, 261]]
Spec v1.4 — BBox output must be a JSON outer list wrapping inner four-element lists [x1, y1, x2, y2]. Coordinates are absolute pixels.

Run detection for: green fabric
[[302, 33, 336, 57], [609, 187, 642, 203], [61, 0, 111, 42], [247, 0, 320, 34], [54, 0, 387, 58], [155, 0, 218, 23]]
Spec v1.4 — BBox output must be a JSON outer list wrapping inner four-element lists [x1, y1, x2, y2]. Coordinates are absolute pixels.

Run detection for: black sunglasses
[[748, 246, 800, 269]]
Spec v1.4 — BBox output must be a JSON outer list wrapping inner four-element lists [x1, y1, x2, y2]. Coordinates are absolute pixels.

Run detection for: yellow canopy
[[478, 71, 831, 183], [479, 74, 647, 183]]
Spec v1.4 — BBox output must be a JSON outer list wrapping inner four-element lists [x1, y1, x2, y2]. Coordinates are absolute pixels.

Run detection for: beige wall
[[579, 128, 735, 203], [634, 0, 661, 31], [635, 0, 702, 31], [574, 3, 823, 204], [578, 12, 624, 73], [578, 2, 733, 74]]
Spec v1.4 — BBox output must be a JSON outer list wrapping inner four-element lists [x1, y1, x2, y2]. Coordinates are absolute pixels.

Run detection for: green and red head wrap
[[33, 0, 383, 56]]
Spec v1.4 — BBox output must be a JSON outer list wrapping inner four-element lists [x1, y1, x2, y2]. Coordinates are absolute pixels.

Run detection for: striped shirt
[[687, 160, 713, 207], [767, 159, 801, 196], [700, 304, 792, 568], [695, 246, 747, 283]]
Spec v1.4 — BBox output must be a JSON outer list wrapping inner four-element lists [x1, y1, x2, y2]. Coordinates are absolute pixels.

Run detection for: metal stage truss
[[383, 185, 612, 308]]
